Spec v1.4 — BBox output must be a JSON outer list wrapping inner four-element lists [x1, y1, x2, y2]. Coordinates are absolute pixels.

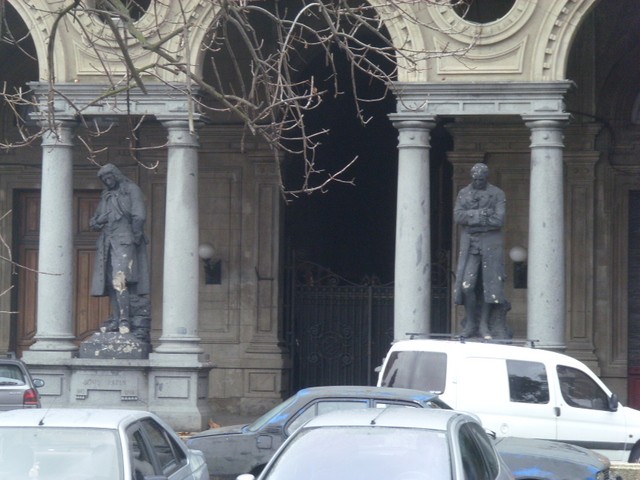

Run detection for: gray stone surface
[[78, 332, 150, 359]]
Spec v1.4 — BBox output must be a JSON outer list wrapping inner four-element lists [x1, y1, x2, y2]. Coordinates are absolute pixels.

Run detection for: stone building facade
[[0, 0, 638, 429]]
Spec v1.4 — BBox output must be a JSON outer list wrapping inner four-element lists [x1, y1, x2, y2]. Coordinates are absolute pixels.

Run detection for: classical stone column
[[390, 118, 436, 340], [154, 120, 203, 354], [524, 118, 568, 350], [24, 121, 78, 359]]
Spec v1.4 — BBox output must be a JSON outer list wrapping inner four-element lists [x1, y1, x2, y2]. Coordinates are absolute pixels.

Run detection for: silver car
[[0, 408, 209, 480], [186, 385, 448, 478], [238, 408, 515, 480], [0, 354, 44, 410]]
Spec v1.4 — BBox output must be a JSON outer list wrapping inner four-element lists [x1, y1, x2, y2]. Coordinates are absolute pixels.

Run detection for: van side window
[[506, 360, 549, 404], [379, 351, 447, 394], [557, 365, 610, 410]]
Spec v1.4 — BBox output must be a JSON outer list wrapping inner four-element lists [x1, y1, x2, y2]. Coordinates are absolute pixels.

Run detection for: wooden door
[[14, 190, 110, 355]]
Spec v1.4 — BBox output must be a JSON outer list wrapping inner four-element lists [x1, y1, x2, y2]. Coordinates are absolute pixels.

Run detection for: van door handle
[[554, 407, 561, 417]]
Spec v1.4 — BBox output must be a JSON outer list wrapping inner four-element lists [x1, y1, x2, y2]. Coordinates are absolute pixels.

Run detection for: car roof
[[301, 406, 470, 431], [388, 338, 584, 366], [0, 408, 153, 429], [295, 385, 440, 402], [0, 358, 27, 367]]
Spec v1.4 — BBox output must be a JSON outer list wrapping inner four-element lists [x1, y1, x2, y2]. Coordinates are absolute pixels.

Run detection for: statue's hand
[[133, 231, 143, 245], [89, 218, 101, 231]]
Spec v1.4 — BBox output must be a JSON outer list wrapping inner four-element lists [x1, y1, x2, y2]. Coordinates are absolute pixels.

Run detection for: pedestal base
[[23, 356, 214, 432], [78, 332, 151, 359]]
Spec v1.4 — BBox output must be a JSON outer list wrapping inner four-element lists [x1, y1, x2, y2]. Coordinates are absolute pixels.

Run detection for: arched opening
[[1, 3, 38, 355], [453, 0, 516, 24]]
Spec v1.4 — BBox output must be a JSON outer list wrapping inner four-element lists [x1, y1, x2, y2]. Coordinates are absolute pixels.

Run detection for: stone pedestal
[[25, 355, 214, 432], [78, 332, 151, 359]]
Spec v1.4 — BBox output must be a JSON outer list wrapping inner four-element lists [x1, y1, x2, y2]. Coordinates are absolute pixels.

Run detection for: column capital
[[390, 116, 436, 150], [523, 117, 570, 127], [389, 113, 437, 129], [40, 120, 78, 147], [524, 118, 569, 149], [161, 120, 201, 149]]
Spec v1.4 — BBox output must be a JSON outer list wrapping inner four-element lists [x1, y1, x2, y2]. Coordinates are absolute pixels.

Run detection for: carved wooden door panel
[[14, 190, 110, 355]]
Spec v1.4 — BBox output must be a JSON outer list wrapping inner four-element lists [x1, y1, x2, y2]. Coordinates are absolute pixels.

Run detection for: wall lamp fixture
[[198, 243, 222, 285], [509, 246, 528, 289]]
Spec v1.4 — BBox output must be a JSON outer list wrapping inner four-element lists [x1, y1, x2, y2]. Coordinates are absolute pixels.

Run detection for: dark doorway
[[628, 191, 640, 408], [281, 35, 454, 391]]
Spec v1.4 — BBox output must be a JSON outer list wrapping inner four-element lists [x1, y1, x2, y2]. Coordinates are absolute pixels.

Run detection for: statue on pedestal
[[453, 163, 510, 340], [86, 163, 151, 352]]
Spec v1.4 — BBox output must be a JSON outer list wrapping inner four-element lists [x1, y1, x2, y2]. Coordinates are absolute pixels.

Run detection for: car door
[[128, 418, 194, 480], [457, 357, 558, 440], [554, 364, 630, 461], [0, 364, 27, 410]]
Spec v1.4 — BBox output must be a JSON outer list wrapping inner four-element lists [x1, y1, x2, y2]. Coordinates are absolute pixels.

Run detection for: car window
[[557, 365, 611, 410], [129, 429, 156, 480], [467, 422, 500, 478], [507, 359, 549, 404], [458, 423, 492, 480], [0, 365, 26, 385], [379, 351, 447, 393], [285, 400, 368, 435], [138, 418, 187, 477], [247, 394, 299, 433]]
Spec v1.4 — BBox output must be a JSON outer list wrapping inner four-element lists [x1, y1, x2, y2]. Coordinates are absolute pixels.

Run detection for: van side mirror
[[609, 393, 619, 412]]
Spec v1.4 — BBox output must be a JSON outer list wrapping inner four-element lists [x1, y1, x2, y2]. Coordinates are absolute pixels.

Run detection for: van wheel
[[629, 444, 640, 463]]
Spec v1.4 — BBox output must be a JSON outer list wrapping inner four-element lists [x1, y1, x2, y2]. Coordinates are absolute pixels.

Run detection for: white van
[[376, 338, 640, 462]]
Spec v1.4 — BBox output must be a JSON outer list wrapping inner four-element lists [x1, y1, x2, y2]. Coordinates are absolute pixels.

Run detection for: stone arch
[[530, 0, 599, 81], [409, 0, 600, 82], [9, 0, 212, 83], [7, 1, 49, 81]]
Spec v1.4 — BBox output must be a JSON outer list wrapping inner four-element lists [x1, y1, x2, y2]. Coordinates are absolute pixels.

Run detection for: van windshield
[[380, 351, 447, 393]]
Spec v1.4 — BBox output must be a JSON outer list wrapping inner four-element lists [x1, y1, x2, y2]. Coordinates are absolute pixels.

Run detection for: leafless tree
[[0, 0, 477, 197]]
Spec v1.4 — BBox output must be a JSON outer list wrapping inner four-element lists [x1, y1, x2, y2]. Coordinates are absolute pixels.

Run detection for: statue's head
[[97, 163, 123, 189], [470, 163, 489, 189]]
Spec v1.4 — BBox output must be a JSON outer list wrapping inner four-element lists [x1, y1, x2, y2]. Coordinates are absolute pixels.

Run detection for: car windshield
[[0, 427, 122, 480], [246, 393, 299, 432], [263, 426, 450, 480]]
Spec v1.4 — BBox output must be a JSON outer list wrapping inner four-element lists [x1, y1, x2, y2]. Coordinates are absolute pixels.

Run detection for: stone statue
[[453, 163, 508, 339], [90, 163, 151, 339]]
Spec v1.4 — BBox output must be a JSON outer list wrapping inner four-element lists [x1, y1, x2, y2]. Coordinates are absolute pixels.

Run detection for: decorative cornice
[[392, 81, 573, 119], [27, 82, 204, 122]]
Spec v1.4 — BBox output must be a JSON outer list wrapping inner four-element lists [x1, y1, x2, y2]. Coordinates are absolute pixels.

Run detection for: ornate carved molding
[[392, 81, 572, 119], [27, 82, 204, 122]]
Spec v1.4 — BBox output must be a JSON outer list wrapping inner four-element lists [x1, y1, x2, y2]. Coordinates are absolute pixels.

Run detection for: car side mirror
[[33, 379, 45, 388], [609, 393, 619, 412]]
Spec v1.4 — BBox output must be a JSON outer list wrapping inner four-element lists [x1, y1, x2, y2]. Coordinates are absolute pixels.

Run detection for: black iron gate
[[285, 260, 394, 392], [284, 253, 452, 393]]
